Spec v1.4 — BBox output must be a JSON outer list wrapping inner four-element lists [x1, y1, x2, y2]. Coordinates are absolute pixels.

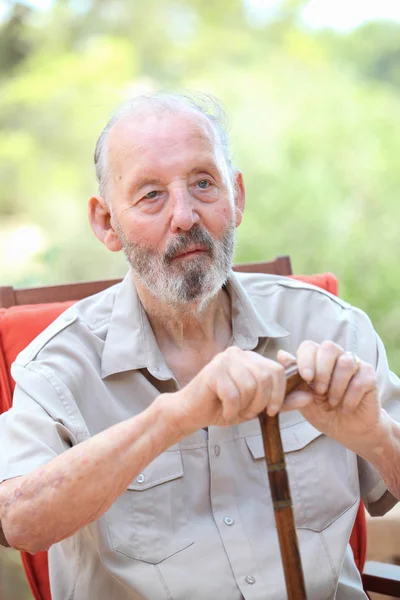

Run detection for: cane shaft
[[258, 366, 307, 599]]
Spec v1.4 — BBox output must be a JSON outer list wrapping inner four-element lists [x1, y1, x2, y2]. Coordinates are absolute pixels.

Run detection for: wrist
[[355, 409, 396, 465], [152, 392, 195, 444], [357, 410, 400, 500]]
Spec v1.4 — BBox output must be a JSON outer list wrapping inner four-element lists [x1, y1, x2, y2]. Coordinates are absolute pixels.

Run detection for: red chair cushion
[[0, 302, 74, 397], [292, 272, 339, 296], [350, 503, 368, 576], [0, 302, 73, 600], [0, 273, 367, 600]]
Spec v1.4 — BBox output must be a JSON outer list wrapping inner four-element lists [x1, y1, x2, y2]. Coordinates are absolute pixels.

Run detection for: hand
[[278, 340, 382, 450], [170, 346, 286, 435]]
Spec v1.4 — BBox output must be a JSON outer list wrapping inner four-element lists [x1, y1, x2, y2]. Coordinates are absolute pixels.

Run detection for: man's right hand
[[166, 346, 287, 436]]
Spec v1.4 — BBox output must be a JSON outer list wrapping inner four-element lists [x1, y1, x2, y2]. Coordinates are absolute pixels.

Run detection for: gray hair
[[93, 91, 234, 198]]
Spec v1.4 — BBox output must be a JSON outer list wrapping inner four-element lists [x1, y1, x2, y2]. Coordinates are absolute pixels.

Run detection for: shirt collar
[[101, 269, 289, 379], [101, 272, 171, 380], [227, 270, 289, 349]]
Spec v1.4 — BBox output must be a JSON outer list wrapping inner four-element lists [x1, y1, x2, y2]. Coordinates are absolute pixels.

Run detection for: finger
[[296, 340, 319, 384], [266, 360, 286, 417], [340, 364, 377, 414], [240, 352, 285, 419], [327, 352, 360, 408], [313, 341, 343, 396], [281, 390, 314, 412], [215, 369, 241, 424], [224, 349, 259, 417], [277, 349, 296, 368]]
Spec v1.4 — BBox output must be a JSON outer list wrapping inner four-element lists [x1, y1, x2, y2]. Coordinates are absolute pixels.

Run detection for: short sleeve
[[0, 363, 81, 484], [352, 307, 400, 514]]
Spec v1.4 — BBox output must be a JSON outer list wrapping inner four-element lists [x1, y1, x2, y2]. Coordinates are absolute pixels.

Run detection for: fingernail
[[302, 368, 314, 383], [267, 404, 279, 417]]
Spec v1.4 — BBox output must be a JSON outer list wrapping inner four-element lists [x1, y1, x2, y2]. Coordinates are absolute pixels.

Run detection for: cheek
[[205, 205, 234, 234], [118, 216, 163, 249]]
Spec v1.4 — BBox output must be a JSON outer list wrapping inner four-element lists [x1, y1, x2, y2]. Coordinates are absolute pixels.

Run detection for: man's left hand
[[277, 341, 383, 451]]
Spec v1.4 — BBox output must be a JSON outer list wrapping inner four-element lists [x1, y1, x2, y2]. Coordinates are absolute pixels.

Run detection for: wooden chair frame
[[0, 256, 293, 308]]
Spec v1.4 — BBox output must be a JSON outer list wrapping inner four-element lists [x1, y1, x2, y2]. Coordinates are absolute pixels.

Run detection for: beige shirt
[[1, 271, 399, 600]]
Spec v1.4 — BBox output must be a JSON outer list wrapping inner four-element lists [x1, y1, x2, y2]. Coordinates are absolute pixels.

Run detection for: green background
[[1, 1, 400, 596]]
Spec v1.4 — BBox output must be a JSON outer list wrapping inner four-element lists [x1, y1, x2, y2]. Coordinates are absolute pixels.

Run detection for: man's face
[[104, 110, 243, 307]]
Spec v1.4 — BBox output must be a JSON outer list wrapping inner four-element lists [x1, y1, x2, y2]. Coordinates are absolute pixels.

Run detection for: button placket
[[208, 427, 267, 599]]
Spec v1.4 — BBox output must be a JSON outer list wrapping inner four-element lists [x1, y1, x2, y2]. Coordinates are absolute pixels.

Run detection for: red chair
[[0, 257, 399, 598]]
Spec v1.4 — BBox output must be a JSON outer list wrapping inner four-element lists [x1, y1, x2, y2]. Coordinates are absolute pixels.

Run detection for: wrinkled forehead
[[106, 108, 224, 179]]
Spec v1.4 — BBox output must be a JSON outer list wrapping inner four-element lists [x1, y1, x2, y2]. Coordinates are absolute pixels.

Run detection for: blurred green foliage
[[1, 0, 400, 375], [0, 547, 32, 599], [1, 2, 400, 598]]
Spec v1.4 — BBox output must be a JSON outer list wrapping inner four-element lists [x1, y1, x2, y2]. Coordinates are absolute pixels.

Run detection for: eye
[[197, 179, 210, 189], [144, 190, 159, 199]]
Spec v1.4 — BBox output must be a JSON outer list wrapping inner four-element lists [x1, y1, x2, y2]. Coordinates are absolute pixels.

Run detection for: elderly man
[[0, 93, 399, 600]]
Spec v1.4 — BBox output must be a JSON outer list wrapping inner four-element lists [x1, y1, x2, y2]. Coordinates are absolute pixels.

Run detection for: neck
[[133, 275, 232, 350]]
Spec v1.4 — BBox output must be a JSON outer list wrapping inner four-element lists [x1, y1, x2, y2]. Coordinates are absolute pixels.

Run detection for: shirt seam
[[24, 363, 90, 443], [319, 530, 338, 584], [69, 286, 119, 332], [78, 314, 111, 333], [248, 286, 351, 310]]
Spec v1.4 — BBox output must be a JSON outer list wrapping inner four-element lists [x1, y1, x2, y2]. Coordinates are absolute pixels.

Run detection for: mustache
[[163, 226, 214, 263]]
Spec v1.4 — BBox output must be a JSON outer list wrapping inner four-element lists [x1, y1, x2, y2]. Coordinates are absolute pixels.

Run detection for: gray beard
[[116, 222, 235, 310]]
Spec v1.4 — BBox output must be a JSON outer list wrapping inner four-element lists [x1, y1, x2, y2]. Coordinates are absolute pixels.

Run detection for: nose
[[169, 188, 200, 233]]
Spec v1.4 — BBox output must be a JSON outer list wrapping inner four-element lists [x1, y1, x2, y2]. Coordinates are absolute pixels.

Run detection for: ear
[[233, 171, 246, 228], [88, 195, 122, 252]]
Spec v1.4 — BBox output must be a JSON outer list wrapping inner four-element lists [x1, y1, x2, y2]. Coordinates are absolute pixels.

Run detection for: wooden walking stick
[[258, 364, 307, 600]]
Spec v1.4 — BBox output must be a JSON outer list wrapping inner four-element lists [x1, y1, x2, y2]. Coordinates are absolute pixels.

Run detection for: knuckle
[[256, 367, 272, 386], [272, 361, 285, 377], [337, 353, 354, 369], [365, 375, 378, 391], [300, 339, 318, 351], [242, 375, 257, 396], [223, 382, 240, 402], [211, 351, 226, 367], [352, 378, 365, 392], [220, 347, 242, 365], [226, 346, 242, 356], [321, 340, 341, 353]]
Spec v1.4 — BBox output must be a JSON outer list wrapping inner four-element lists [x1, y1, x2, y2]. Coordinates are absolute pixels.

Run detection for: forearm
[[0, 393, 180, 553], [355, 410, 400, 501]]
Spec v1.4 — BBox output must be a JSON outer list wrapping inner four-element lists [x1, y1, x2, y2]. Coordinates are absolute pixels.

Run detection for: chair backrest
[[0, 257, 366, 600], [0, 256, 293, 308]]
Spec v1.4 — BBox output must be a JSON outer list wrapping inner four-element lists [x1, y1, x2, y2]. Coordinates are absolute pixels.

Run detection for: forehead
[[107, 109, 221, 181]]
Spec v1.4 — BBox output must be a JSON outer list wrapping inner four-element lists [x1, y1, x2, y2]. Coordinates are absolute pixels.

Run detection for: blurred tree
[[0, 3, 33, 75], [322, 21, 400, 90], [0, 0, 400, 372]]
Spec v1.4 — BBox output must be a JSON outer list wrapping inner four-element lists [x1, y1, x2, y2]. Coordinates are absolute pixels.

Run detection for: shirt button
[[214, 445, 221, 456], [223, 516, 234, 526], [245, 576, 256, 585], [136, 473, 145, 484]]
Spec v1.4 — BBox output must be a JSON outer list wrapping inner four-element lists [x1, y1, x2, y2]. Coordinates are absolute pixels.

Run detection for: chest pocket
[[106, 449, 193, 564], [245, 422, 359, 531]]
